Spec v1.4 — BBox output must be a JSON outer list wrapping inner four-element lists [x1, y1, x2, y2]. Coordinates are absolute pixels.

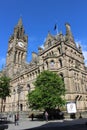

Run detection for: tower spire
[[13, 18, 24, 39], [17, 17, 23, 27]]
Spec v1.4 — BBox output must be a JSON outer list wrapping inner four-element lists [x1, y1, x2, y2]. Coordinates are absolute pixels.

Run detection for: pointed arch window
[[60, 73, 64, 81], [38, 69, 40, 74], [18, 52, 20, 62], [50, 60, 55, 68], [59, 59, 62, 67], [46, 61, 48, 68], [21, 52, 24, 63], [51, 51, 54, 55], [58, 47, 61, 54]]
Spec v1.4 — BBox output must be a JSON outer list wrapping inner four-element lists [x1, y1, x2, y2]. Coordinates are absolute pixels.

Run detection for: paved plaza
[[5, 118, 87, 130]]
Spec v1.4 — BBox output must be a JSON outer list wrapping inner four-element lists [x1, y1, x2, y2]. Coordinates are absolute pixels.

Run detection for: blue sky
[[0, 0, 87, 70]]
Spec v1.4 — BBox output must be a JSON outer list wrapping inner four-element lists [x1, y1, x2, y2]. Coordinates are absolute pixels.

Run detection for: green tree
[[0, 75, 11, 112], [27, 70, 66, 111]]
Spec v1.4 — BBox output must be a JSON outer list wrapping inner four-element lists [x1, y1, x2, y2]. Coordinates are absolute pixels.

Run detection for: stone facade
[[1, 19, 87, 113]]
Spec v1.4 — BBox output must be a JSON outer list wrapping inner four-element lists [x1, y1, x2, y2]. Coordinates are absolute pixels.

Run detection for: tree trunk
[[1, 98, 3, 112]]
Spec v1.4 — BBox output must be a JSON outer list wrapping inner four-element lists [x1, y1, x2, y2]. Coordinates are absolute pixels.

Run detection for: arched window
[[21, 52, 23, 63], [46, 61, 48, 68], [59, 59, 62, 67], [30, 73, 32, 78], [60, 73, 64, 81], [49, 52, 51, 56], [38, 69, 40, 73], [51, 51, 54, 55], [58, 48, 61, 54], [50, 60, 55, 68], [42, 65, 44, 70], [18, 52, 20, 62]]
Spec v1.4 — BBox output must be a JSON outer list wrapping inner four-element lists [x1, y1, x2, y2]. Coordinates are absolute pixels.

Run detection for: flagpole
[[54, 24, 58, 34]]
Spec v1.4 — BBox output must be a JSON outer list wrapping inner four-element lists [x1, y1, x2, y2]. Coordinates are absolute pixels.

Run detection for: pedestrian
[[45, 111, 48, 121], [14, 113, 19, 125], [79, 113, 82, 118], [16, 113, 19, 125], [31, 113, 34, 121], [14, 114, 17, 125]]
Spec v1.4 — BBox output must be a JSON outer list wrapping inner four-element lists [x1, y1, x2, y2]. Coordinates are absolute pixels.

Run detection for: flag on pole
[[54, 24, 57, 30], [54, 24, 58, 34]]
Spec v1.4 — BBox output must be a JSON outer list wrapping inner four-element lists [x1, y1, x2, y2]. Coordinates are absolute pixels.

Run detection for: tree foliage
[[27, 70, 66, 111], [0, 75, 11, 112]]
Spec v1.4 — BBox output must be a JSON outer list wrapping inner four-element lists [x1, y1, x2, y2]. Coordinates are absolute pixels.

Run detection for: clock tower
[[6, 18, 28, 77]]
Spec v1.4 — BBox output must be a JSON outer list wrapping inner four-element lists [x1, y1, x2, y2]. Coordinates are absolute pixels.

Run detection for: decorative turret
[[38, 47, 43, 54], [32, 52, 38, 64], [65, 23, 74, 43], [78, 44, 82, 52]]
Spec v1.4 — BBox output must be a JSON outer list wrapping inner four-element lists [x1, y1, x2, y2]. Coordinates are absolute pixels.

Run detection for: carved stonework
[[1, 20, 87, 112]]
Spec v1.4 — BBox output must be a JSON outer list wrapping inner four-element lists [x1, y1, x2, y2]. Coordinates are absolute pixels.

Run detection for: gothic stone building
[[2, 18, 87, 113]]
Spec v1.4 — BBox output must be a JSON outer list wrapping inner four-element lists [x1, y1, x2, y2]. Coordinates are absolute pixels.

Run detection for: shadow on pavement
[[24, 119, 87, 130]]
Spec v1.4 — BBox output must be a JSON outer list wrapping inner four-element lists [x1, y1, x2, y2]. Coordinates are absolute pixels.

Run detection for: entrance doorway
[[20, 104, 23, 111]]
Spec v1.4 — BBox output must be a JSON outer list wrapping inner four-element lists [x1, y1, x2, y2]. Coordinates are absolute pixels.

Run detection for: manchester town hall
[[0, 18, 87, 114]]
